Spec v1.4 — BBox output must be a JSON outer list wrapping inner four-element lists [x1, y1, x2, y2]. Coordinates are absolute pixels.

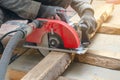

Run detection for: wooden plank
[[75, 33, 120, 69], [98, 5, 120, 35], [75, 53, 120, 70], [21, 52, 71, 80], [8, 51, 73, 80], [8, 49, 43, 80], [98, 23, 120, 35]]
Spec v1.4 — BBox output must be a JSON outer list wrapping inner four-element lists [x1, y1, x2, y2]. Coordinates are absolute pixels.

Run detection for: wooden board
[[75, 33, 120, 69], [98, 5, 120, 35], [8, 51, 77, 80], [21, 52, 71, 80]]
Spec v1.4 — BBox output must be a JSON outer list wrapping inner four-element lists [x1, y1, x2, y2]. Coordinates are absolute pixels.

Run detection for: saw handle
[[80, 24, 90, 47], [31, 20, 47, 28]]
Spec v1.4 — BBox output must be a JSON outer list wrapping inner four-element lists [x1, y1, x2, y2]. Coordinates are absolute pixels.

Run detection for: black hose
[[0, 30, 18, 41], [0, 41, 4, 53], [0, 31, 24, 80]]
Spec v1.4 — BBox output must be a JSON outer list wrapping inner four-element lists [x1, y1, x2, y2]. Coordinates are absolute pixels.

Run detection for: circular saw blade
[[37, 33, 64, 56], [37, 33, 49, 56], [48, 33, 64, 48]]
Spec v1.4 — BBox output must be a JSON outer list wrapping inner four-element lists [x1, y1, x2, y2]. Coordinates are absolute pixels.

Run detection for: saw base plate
[[23, 44, 88, 55]]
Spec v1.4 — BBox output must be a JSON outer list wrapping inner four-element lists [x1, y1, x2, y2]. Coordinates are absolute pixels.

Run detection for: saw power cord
[[0, 30, 25, 80], [0, 30, 25, 41]]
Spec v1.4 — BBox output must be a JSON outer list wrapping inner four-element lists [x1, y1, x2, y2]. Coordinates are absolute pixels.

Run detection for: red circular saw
[[25, 18, 87, 56]]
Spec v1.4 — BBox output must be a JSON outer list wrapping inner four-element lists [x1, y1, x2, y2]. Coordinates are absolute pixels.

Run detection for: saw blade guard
[[26, 18, 80, 49]]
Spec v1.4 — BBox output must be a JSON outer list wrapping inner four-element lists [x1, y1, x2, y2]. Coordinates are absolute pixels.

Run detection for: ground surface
[[63, 62, 120, 80]]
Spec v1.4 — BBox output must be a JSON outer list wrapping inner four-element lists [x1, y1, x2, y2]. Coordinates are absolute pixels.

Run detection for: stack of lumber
[[76, 3, 120, 70], [1, 0, 120, 80]]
